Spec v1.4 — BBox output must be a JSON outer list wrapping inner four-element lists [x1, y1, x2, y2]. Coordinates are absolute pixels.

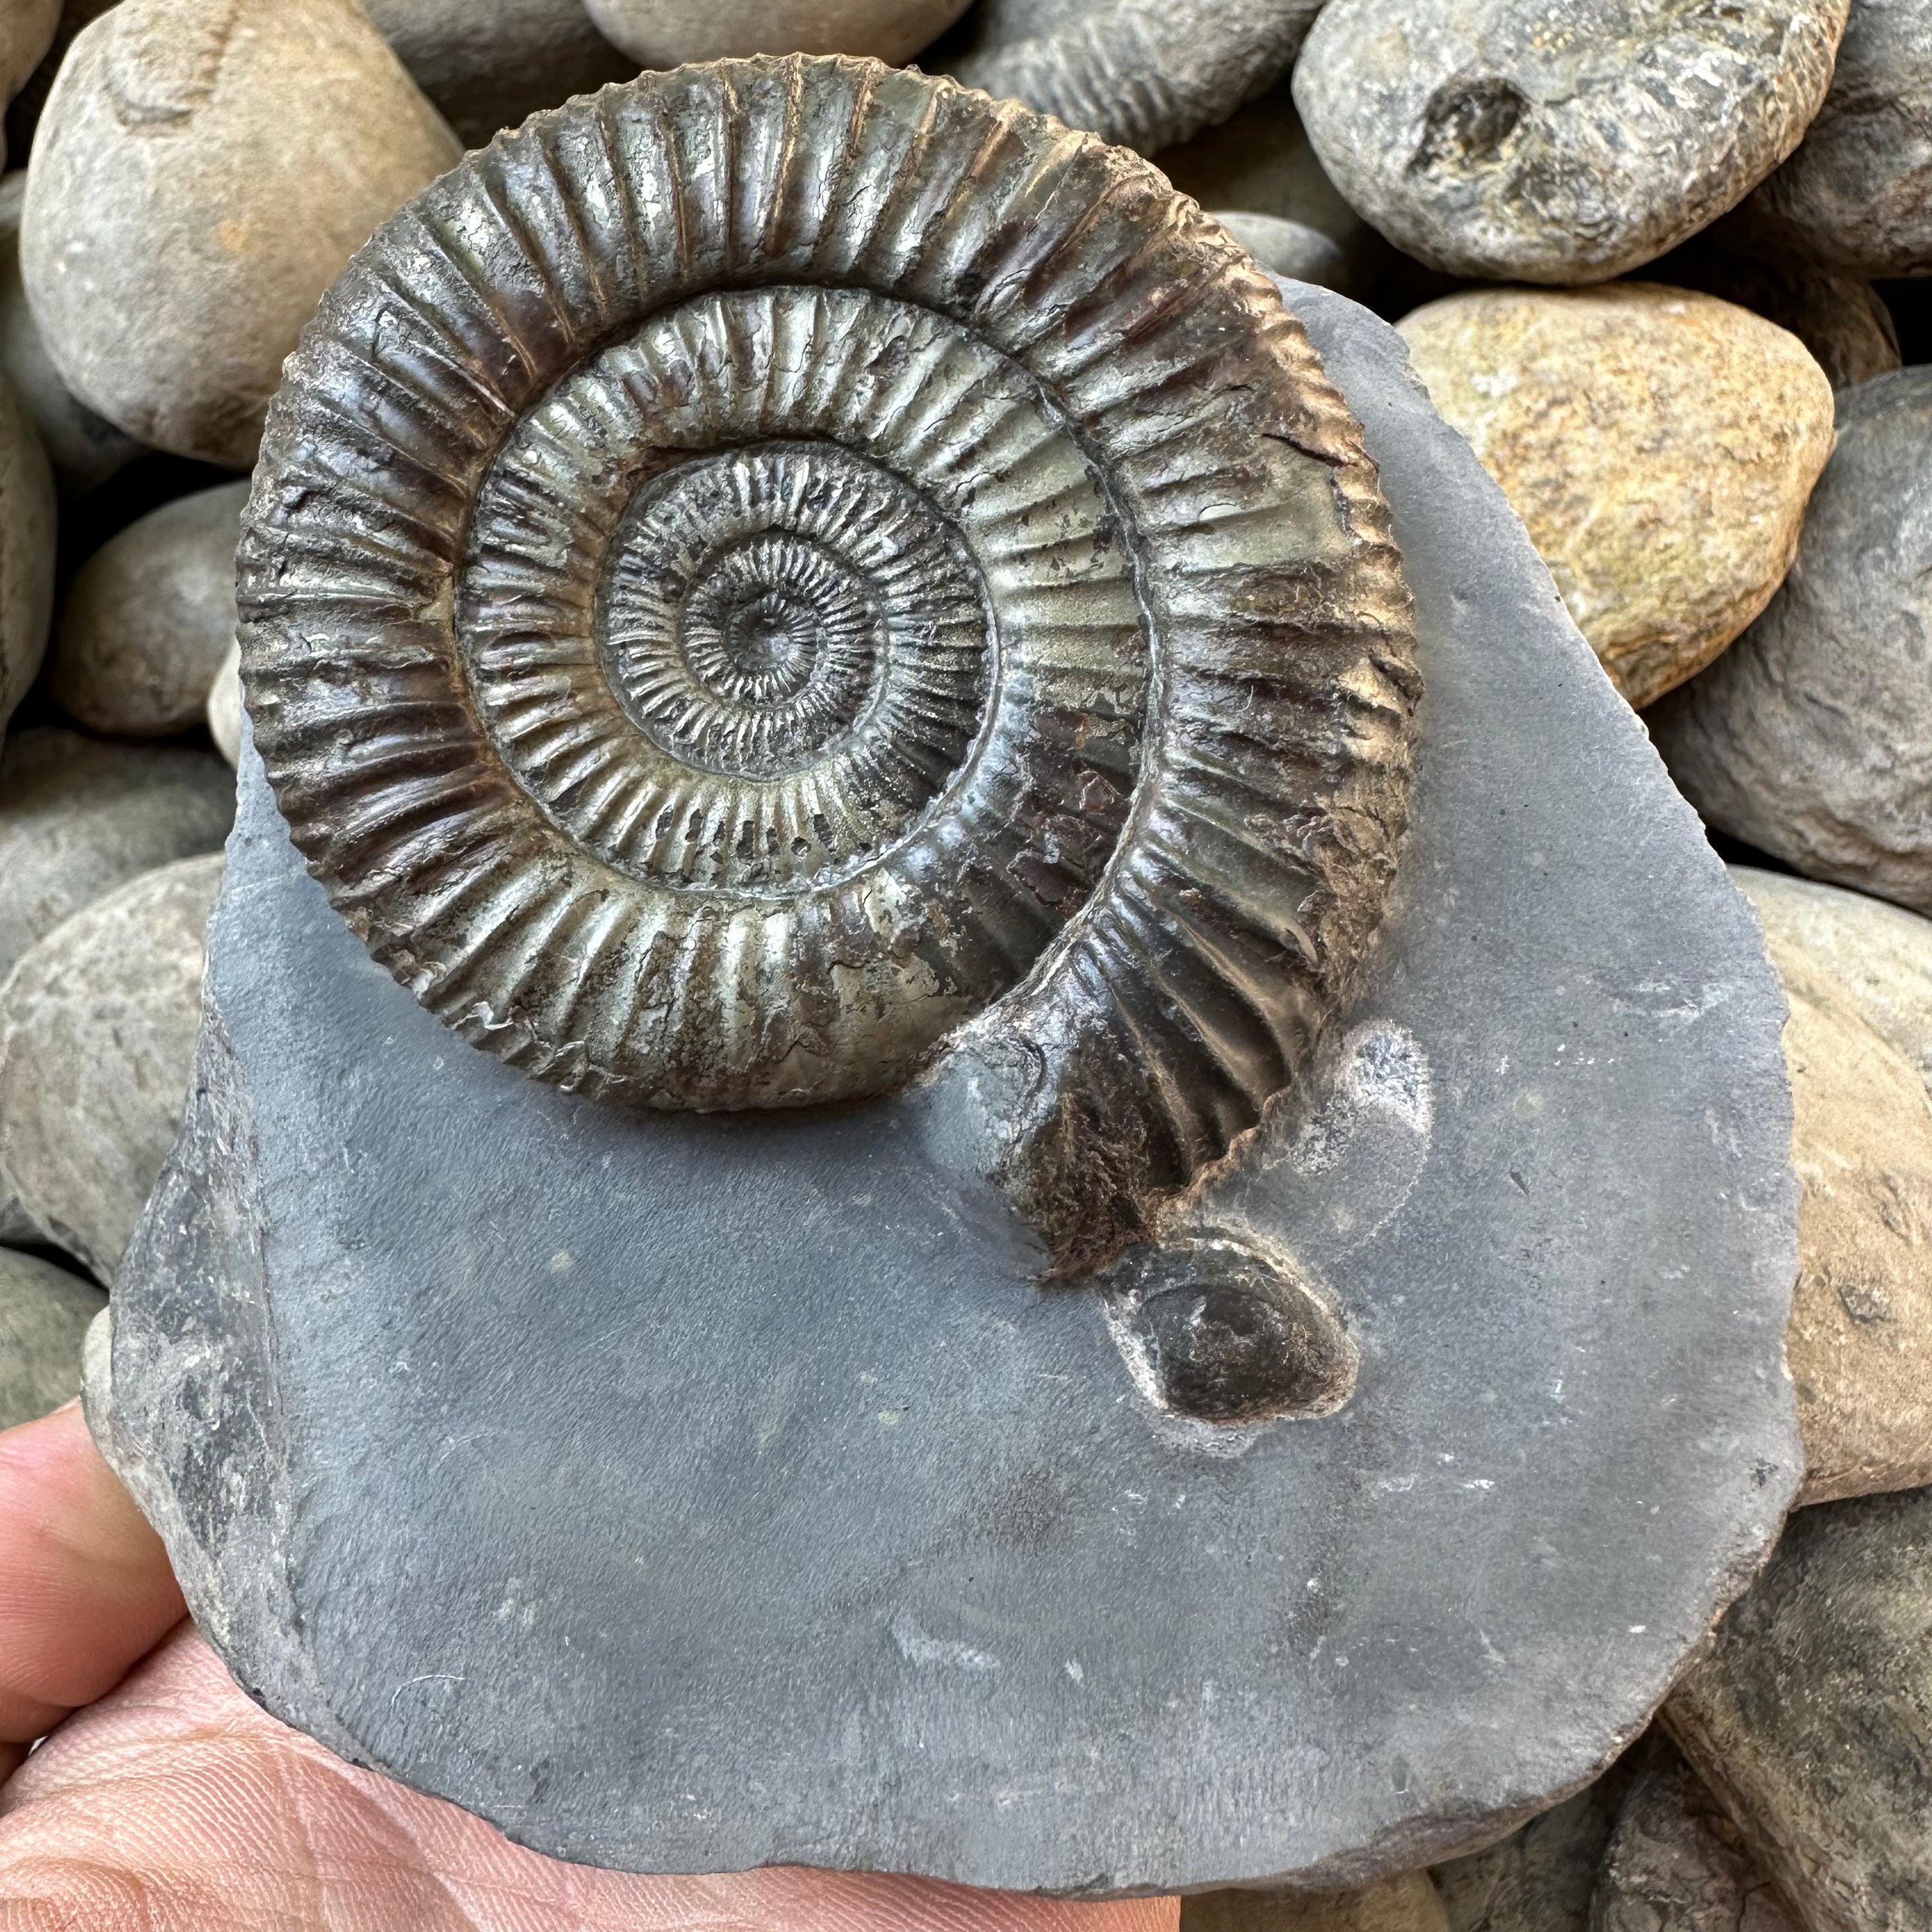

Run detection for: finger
[[0, 1402, 186, 1772], [2, 1625, 1179, 1932]]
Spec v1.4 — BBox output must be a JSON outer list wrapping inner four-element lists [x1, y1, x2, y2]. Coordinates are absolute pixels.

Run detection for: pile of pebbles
[[0, 1, 1925, 1926]]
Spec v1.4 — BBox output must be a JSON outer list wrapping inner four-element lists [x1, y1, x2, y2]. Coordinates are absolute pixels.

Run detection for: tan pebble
[[1183, 1872, 1450, 1932], [1398, 284, 1835, 709]]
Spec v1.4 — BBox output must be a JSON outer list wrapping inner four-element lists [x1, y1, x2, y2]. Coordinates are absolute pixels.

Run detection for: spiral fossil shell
[[238, 56, 1418, 1260]]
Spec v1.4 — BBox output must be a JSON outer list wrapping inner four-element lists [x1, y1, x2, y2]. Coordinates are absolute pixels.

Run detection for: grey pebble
[[1665, 1487, 1932, 1932], [206, 636, 241, 767], [1294, 0, 1849, 283], [1214, 211, 1348, 287], [0, 852, 223, 1281], [940, 0, 1326, 156], [50, 479, 248, 737], [1745, 0, 1932, 277], [0, 171, 140, 496], [1650, 368, 1932, 917], [0, 365, 52, 740], [364, 0, 635, 151], [0, 1244, 103, 1432]]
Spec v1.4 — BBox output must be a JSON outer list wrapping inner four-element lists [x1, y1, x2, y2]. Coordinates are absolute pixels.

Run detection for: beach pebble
[[0, 171, 140, 494], [50, 479, 247, 736], [0, 0, 59, 167], [1399, 285, 1835, 708], [1214, 211, 1348, 287], [0, 366, 52, 738], [206, 635, 241, 766], [364, 0, 636, 151], [585, 0, 972, 66], [20, 0, 461, 468], [1650, 368, 1932, 916], [1665, 1487, 1932, 1932], [1183, 1874, 1450, 1931], [0, 852, 223, 1280], [1295, 0, 1850, 283], [1746, 0, 1932, 277], [0, 728, 233, 983], [0, 1244, 103, 1432]]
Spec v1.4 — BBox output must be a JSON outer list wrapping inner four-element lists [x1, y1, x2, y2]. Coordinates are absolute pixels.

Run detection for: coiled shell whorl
[[238, 56, 1418, 1266]]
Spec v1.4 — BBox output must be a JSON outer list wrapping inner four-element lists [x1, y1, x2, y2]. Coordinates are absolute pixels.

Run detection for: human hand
[[0, 1405, 1177, 1932]]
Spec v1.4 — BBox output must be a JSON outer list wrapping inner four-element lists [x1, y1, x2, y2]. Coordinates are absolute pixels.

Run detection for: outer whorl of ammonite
[[238, 56, 1419, 1263]]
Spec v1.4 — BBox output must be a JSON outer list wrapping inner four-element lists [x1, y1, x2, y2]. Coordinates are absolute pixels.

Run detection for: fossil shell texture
[[938, 0, 1326, 156], [239, 57, 1418, 1243]]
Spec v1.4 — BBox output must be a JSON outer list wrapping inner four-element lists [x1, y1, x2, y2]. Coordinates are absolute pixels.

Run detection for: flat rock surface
[[1734, 868, 1932, 1096], [938, 0, 1324, 155], [1650, 369, 1932, 917], [1593, 1745, 1798, 1932], [1399, 286, 1834, 709], [98, 285, 1800, 1893], [1761, 923, 1932, 1505], [1296, 0, 1848, 283], [364, 0, 636, 150], [0, 1244, 103, 1431], [1745, 0, 1932, 276], [21, 0, 461, 467], [1665, 1487, 1932, 1932], [50, 480, 247, 737], [0, 852, 221, 1280], [0, 728, 233, 981]]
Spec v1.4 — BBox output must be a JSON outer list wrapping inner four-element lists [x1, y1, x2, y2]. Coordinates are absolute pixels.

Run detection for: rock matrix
[[0, 728, 233, 982], [1295, 0, 1850, 283], [940, 0, 1325, 155], [1666, 1487, 1932, 1932], [0, 852, 222, 1280], [0, 1245, 102, 1432], [1746, 0, 1932, 277], [1593, 1745, 1798, 1932], [0, 366, 52, 738], [21, 0, 461, 468], [1650, 368, 1932, 916], [1183, 1875, 1450, 1931], [364, 0, 636, 151], [1734, 869, 1932, 1095], [586, 0, 972, 67], [0, 172, 139, 494], [50, 479, 247, 737], [1399, 286, 1834, 708]]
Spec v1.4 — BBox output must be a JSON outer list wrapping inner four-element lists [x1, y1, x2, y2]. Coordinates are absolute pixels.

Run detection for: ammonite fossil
[[934, 0, 1328, 155], [238, 54, 1418, 1274]]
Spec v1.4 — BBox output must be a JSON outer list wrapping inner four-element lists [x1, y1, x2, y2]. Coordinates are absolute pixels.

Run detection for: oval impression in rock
[[98, 58, 1802, 1897]]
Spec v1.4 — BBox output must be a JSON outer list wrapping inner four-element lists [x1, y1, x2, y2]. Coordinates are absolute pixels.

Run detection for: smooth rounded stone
[[0, 0, 59, 166], [91, 276, 1801, 1891], [1399, 286, 1835, 709], [206, 636, 241, 767], [1294, 0, 1849, 284], [1215, 212, 1348, 288], [0, 1245, 103, 1431], [0, 172, 140, 496], [1649, 368, 1932, 916], [1183, 1874, 1450, 1932], [0, 728, 234, 982], [49, 480, 247, 737], [0, 368, 51, 739], [1664, 1488, 1932, 1932], [1593, 1745, 1798, 1932], [0, 852, 222, 1281], [1760, 925, 1932, 1506], [1432, 1750, 1645, 1932], [364, 0, 635, 150], [1648, 226, 1901, 390], [584, 0, 972, 65], [20, 0, 462, 468], [1733, 869, 1932, 1095], [1745, 0, 1932, 277], [939, 0, 1326, 155]]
